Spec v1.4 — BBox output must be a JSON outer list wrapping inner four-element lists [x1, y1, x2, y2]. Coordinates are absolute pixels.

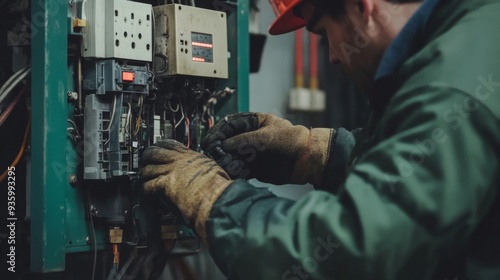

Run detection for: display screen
[[191, 32, 213, 63]]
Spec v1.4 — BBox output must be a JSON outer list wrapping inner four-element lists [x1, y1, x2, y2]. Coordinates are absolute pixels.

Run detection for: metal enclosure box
[[82, 0, 152, 61], [153, 4, 228, 78]]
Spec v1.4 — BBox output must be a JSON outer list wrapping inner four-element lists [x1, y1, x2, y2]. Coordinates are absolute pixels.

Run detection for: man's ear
[[358, 0, 374, 23]]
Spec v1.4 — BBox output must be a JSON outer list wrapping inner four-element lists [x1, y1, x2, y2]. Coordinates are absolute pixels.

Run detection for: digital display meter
[[191, 32, 213, 63]]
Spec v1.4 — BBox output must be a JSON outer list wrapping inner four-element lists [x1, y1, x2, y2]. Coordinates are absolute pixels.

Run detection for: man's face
[[300, 1, 385, 90]]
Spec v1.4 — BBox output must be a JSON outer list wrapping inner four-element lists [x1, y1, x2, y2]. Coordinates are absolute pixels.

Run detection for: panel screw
[[69, 174, 78, 186], [86, 236, 91, 245], [116, 84, 123, 90], [67, 91, 78, 101]]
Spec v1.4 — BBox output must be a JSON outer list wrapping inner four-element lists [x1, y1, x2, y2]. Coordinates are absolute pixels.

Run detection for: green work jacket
[[206, 0, 500, 279]]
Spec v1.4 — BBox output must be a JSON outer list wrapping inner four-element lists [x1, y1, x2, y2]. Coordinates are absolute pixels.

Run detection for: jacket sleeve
[[319, 127, 363, 193], [205, 86, 500, 280]]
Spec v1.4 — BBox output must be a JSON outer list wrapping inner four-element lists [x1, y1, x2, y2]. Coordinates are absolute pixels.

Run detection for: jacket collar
[[375, 0, 440, 81], [368, 0, 440, 114]]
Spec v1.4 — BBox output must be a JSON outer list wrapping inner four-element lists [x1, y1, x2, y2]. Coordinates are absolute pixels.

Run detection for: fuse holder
[[109, 227, 123, 244]]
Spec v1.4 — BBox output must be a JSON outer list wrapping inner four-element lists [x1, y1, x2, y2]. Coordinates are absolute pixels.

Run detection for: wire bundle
[[0, 66, 31, 183]]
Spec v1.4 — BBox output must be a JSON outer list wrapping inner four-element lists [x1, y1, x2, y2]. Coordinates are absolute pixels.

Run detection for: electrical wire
[[88, 189, 97, 280], [0, 84, 27, 127], [67, 119, 78, 130], [0, 66, 30, 105], [67, 119, 81, 140], [113, 244, 120, 272], [210, 88, 235, 99], [103, 95, 118, 146], [124, 102, 132, 138], [106, 95, 118, 131], [0, 112, 30, 183], [201, 103, 215, 129], [77, 55, 83, 114], [174, 102, 184, 129], [138, 94, 143, 109], [207, 117, 213, 129], [134, 116, 141, 137], [0, 66, 29, 97], [167, 100, 180, 112], [91, 213, 97, 280], [134, 96, 143, 136], [0, 66, 25, 96], [185, 117, 191, 148]]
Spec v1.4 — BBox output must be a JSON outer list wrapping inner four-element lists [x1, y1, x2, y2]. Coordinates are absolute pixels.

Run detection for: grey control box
[[153, 4, 228, 78], [82, 0, 152, 61]]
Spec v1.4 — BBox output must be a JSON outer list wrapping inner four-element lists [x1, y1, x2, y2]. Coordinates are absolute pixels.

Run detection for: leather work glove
[[140, 140, 232, 242], [201, 112, 334, 186]]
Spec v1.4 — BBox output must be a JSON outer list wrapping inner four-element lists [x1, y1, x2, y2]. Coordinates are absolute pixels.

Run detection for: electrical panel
[[1, 0, 246, 277], [78, 0, 232, 277], [153, 4, 229, 78]]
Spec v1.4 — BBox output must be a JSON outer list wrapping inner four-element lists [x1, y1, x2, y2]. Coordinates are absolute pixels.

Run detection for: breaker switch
[[122, 71, 135, 82]]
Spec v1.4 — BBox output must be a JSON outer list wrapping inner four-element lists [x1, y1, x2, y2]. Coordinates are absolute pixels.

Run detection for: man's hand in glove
[[140, 140, 232, 242], [201, 112, 334, 186]]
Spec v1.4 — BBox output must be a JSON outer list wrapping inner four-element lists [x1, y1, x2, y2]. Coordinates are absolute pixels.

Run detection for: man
[[141, 0, 500, 279]]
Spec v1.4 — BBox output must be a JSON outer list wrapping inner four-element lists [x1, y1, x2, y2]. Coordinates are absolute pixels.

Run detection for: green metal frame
[[234, 0, 250, 113], [29, 0, 249, 273], [217, 0, 250, 116], [30, 0, 69, 272]]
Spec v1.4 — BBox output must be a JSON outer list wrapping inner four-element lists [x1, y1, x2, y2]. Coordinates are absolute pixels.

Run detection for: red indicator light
[[122, 71, 135, 82], [192, 42, 213, 48]]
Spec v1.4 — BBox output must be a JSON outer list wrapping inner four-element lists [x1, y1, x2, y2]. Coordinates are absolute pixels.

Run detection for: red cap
[[268, 0, 305, 35]]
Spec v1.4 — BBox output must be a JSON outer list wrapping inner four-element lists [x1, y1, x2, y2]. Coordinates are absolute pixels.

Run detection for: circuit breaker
[[83, 60, 151, 94], [153, 4, 229, 78]]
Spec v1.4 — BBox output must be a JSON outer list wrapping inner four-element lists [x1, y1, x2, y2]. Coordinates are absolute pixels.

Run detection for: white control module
[[153, 4, 228, 78]]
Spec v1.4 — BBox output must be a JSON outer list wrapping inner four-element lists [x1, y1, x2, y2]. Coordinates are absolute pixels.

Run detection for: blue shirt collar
[[374, 0, 440, 80]]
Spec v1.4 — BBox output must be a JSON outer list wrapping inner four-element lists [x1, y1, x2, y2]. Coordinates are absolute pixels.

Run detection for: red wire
[[295, 29, 304, 87], [309, 34, 318, 89], [0, 84, 27, 126]]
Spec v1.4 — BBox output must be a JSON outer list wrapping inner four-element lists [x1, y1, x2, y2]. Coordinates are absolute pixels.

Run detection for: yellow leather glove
[[202, 112, 334, 186], [140, 140, 232, 242]]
